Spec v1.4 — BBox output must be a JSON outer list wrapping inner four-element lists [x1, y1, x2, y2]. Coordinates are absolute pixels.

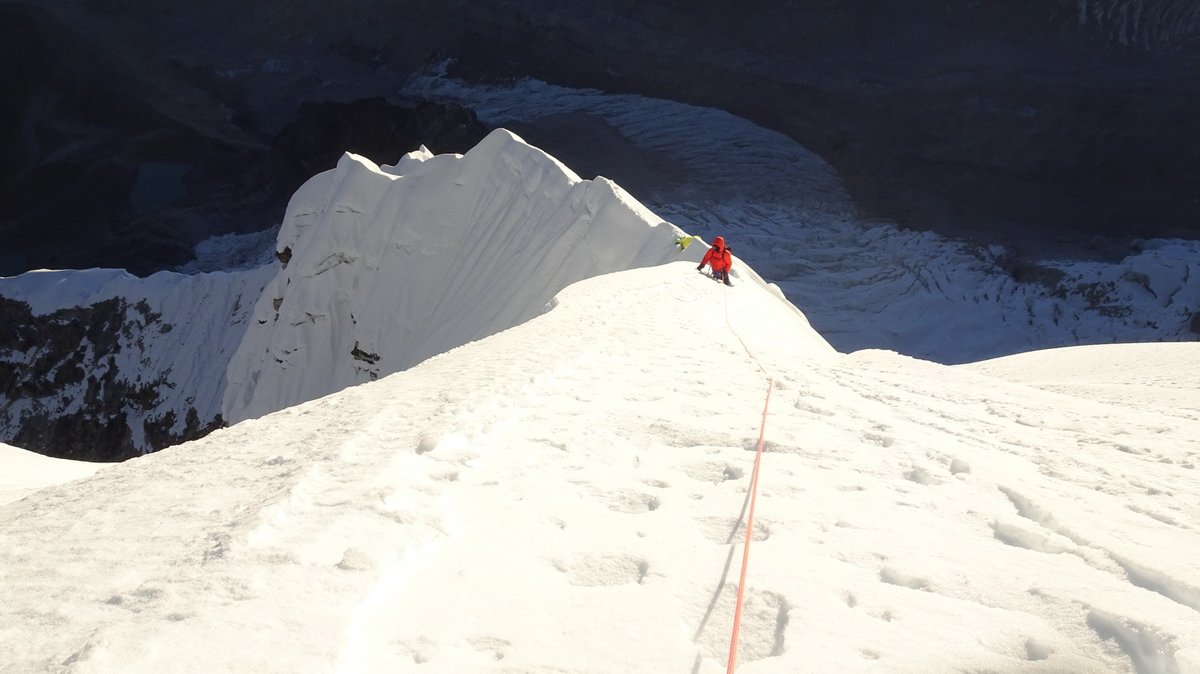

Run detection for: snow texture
[[222, 129, 731, 423], [0, 110, 1198, 672], [1, 263, 1197, 673], [173, 228, 280, 274], [0, 442, 100, 504]]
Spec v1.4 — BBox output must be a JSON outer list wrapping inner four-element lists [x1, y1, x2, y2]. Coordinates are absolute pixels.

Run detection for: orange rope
[[726, 376, 773, 673]]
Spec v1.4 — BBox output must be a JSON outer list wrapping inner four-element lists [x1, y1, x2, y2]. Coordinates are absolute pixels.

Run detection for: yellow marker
[[674, 236, 694, 251]]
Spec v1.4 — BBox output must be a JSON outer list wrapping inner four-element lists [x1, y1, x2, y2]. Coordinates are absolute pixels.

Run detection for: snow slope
[[0, 442, 101, 505], [1, 128, 713, 456], [965, 342, 1200, 420], [404, 74, 1200, 363], [2, 263, 1197, 673], [223, 128, 711, 424]]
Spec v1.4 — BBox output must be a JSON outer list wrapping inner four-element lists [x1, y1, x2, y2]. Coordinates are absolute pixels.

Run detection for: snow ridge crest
[[222, 129, 693, 424]]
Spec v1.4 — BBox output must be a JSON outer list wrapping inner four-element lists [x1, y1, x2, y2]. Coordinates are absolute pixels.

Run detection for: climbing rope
[[726, 376, 773, 673], [721, 280, 769, 378], [716, 279, 776, 673]]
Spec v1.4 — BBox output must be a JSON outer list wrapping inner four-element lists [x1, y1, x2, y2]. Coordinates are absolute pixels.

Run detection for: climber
[[697, 236, 733, 286]]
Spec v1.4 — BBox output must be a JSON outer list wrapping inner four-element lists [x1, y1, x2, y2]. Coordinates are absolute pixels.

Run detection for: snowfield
[[2, 261, 1197, 673], [1, 117, 1197, 673], [0, 442, 101, 504]]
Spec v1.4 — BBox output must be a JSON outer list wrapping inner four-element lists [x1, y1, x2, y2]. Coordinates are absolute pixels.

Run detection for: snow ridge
[[3, 129, 745, 454], [0, 265, 1195, 673], [223, 129, 714, 424], [405, 75, 1200, 364]]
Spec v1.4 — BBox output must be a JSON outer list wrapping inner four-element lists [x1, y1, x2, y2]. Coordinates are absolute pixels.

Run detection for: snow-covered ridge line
[[3, 128, 743, 457], [222, 128, 722, 424], [0, 263, 1194, 672]]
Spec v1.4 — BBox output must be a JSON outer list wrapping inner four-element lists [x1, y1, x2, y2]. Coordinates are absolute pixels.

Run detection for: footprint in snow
[[591, 487, 662, 513], [862, 431, 895, 448], [682, 461, 745, 483], [879, 566, 931, 591], [1024, 638, 1055, 661], [552, 553, 650, 586], [696, 588, 790, 663], [904, 466, 943, 486], [467, 636, 510, 661], [697, 515, 771, 545]]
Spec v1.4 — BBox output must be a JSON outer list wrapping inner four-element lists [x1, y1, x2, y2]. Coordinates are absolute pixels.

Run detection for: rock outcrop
[[0, 267, 271, 460]]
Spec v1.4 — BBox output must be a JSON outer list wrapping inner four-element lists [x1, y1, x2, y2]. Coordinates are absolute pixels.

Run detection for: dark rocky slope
[[0, 295, 220, 461], [446, 0, 1200, 254], [0, 3, 486, 275]]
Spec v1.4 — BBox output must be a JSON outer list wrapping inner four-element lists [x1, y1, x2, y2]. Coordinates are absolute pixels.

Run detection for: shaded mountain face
[[441, 0, 1200, 250], [3, 0, 1199, 275], [0, 4, 487, 276]]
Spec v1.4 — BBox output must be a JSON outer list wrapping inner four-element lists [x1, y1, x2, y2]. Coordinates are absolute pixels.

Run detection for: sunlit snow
[[0, 116, 1197, 674], [0, 442, 100, 504], [224, 130, 711, 424], [3, 253, 1198, 672]]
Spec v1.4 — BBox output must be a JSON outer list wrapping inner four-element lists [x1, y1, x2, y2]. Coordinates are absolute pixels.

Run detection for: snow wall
[[222, 129, 775, 423]]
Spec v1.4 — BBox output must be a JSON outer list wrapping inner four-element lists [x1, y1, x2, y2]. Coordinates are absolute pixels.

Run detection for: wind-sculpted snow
[[1, 265, 1196, 673], [407, 75, 1200, 363], [223, 129, 710, 424], [0, 126, 786, 457]]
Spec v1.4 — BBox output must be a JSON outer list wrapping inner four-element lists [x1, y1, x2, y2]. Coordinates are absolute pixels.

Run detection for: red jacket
[[700, 236, 732, 272]]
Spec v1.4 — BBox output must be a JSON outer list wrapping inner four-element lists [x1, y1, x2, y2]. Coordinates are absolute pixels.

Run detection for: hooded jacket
[[699, 236, 732, 272]]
